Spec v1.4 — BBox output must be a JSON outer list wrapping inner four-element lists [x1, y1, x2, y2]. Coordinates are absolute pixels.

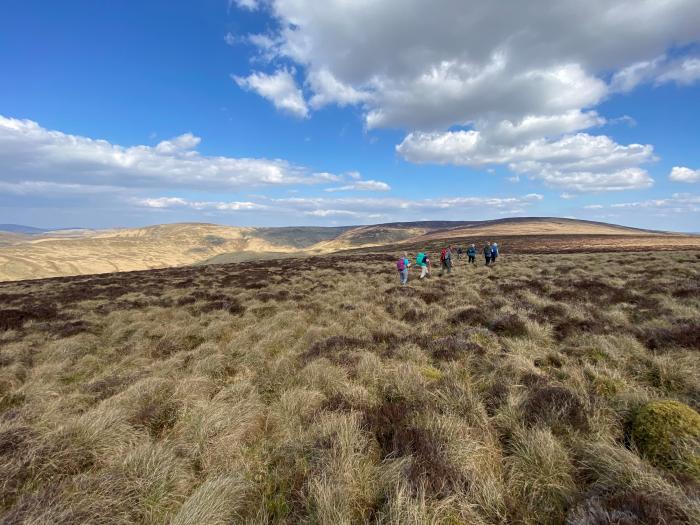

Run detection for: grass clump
[[631, 400, 700, 481]]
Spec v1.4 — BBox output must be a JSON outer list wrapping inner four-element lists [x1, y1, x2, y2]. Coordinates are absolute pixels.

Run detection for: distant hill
[[0, 218, 697, 282], [0, 224, 47, 234]]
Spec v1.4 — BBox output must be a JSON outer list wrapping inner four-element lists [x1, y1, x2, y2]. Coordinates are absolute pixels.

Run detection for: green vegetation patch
[[631, 400, 700, 480]]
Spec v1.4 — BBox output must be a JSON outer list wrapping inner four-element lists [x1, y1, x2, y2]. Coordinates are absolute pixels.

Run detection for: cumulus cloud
[[670, 166, 700, 183], [0, 115, 340, 192], [307, 69, 371, 109], [324, 180, 391, 192], [227, 1, 700, 193], [233, 69, 309, 118], [234, 0, 700, 129], [397, 131, 655, 192]]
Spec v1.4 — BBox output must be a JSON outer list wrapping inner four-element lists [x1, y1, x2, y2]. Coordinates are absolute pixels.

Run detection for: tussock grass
[[0, 249, 698, 523]]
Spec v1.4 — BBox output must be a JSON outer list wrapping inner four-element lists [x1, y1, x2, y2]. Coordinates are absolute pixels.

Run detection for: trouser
[[399, 268, 408, 285], [491, 254, 497, 263], [485, 256, 491, 265], [440, 261, 451, 274], [468, 255, 475, 263], [420, 265, 428, 278]]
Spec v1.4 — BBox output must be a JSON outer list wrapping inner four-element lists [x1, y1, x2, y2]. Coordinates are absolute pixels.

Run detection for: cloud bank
[[0, 115, 340, 192], [232, 0, 700, 192]]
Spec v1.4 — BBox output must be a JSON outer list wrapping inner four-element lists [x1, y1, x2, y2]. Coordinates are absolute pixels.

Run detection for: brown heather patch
[[521, 384, 588, 432], [302, 335, 366, 365], [448, 306, 490, 326], [566, 492, 691, 525], [430, 336, 485, 361], [490, 313, 529, 337], [638, 321, 700, 351]]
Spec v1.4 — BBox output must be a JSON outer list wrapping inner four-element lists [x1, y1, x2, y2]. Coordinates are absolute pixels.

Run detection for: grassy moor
[[0, 237, 699, 524]]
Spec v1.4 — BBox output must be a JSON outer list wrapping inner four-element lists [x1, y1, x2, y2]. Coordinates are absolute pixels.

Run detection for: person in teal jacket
[[491, 242, 499, 263], [466, 244, 477, 264], [416, 252, 430, 279]]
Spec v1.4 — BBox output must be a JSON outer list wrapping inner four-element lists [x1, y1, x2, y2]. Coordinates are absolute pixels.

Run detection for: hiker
[[456, 246, 463, 260], [396, 252, 411, 285], [491, 242, 499, 264], [416, 251, 430, 279], [439, 246, 452, 275], [483, 242, 492, 266], [467, 243, 477, 264]]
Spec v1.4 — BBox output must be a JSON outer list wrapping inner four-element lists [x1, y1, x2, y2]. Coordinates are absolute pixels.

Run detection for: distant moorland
[[1, 217, 699, 282]]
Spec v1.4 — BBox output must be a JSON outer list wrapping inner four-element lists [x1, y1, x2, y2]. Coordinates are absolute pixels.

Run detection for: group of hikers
[[396, 242, 500, 285]]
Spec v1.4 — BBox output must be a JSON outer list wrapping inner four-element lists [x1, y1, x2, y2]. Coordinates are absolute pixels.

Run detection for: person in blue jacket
[[466, 244, 477, 264], [491, 242, 499, 264]]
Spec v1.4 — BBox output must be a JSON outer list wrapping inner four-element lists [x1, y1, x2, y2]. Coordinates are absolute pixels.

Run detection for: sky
[[1, 0, 699, 232]]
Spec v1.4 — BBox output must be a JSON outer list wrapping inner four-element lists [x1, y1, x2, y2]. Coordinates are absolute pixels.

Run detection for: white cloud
[[230, 0, 259, 10], [670, 166, 700, 183], [307, 69, 371, 109], [584, 204, 604, 209], [129, 193, 544, 221], [233, 69, 309, 118], [611, 55, 700, 93], [237, 0, 700, 130], [397, 131, 655, 192], [606, 193, 700, 212], [0, 115, 341, 192], [657, 57, 700, 86], [135, 197, 267, 211], [305, 209, 361, 217], [324, 180, 391, 192], [270, 193, 543, 215], [229, 1, 700, 194], [224, 32, 237, 46]]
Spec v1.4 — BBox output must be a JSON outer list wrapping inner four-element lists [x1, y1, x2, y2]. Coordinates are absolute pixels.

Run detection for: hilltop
[[0, 218, 698, 282]]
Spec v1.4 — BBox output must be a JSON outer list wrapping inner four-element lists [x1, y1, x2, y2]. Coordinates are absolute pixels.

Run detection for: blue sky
[[1, 0, 699, 231]]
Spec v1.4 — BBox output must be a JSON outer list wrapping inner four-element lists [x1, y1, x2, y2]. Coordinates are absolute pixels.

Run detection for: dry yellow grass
[[0, 244, 699, 524]]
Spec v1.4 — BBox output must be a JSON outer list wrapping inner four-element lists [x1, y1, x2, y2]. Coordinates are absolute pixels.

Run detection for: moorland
[[2, 217, 699, 282], [0, 233, 698, 524]]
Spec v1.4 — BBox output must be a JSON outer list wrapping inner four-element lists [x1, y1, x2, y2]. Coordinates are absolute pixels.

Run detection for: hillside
[[0, 246, 698, 523], [414, 217, 663, 240], [0, 218, 697, 282], [0, 224, 301, 282]]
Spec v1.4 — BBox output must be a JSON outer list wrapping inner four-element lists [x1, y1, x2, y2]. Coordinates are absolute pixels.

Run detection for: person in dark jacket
[[467, 244, 476, 264], [483, 243, 492, 265], [439, 246, 453, 275], [491, 242, 499, 264]]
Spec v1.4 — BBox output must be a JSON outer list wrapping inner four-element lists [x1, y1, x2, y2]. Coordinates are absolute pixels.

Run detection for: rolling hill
[[0, 218, 697, 282]]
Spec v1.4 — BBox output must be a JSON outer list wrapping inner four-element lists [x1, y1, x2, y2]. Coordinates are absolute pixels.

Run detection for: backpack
[[396, 258, 406, 271], [440, 249, 446, 262]]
